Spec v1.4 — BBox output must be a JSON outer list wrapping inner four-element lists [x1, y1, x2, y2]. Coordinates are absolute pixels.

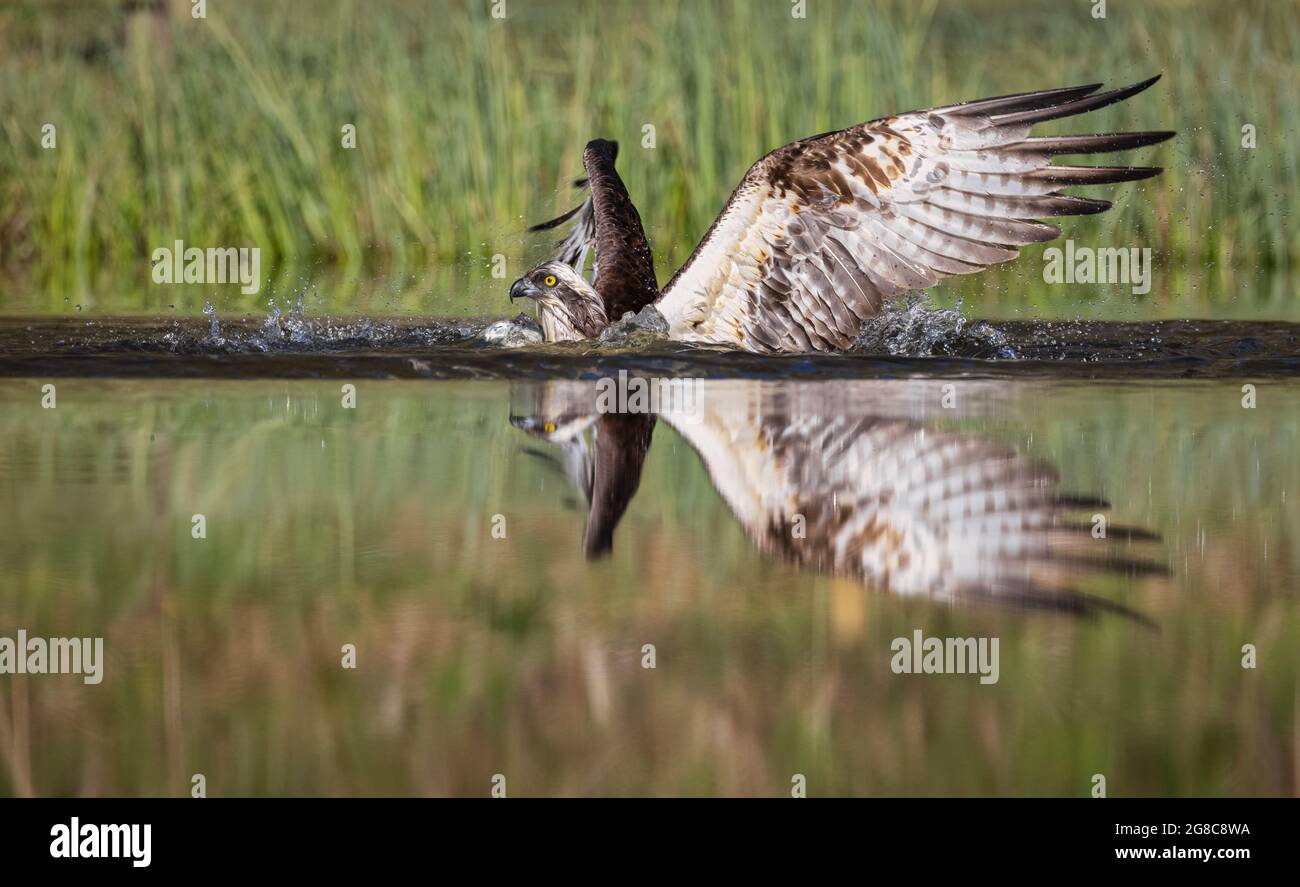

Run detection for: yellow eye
[[543, 275, 557, 287], [543, 422, 556, 433]]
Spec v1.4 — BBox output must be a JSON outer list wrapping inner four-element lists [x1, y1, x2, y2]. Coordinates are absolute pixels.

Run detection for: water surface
[[0, 314, 1296, 796]]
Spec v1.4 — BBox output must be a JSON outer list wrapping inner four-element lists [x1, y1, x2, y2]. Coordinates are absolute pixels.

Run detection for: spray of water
[[851, 294, 1019, 359]]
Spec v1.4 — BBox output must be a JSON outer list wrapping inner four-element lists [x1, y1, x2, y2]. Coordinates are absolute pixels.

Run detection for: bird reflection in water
[[510, 378, 1166, 620]]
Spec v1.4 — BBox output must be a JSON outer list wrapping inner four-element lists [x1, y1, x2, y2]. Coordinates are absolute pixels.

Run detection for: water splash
[[481, 314, 543, 347], [155, 286, 481, 355], [263, 289, 319, 346], [202, 301, 225, 347], [851, 294, 1018, 359]]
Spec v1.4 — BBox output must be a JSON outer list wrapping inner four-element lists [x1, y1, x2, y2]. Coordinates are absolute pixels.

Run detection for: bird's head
[[508, 261, 607, 343]]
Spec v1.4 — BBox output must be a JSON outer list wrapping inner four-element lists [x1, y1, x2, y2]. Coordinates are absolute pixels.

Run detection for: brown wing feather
[[583, 139, 660, 320], [529, 140, 661, 323], [583, 413, 656, 558], [658, 77, 1174, 352], [661, 386, 1165, 614]]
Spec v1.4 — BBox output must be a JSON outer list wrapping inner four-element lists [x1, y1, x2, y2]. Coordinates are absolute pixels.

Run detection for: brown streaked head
[[508, 261, 609, 343]]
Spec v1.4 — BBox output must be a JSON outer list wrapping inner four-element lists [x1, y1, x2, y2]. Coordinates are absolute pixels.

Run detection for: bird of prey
[[508, 77, 1173, 353], [509, 385, 655, 558], [510, 379, 1166, 617]]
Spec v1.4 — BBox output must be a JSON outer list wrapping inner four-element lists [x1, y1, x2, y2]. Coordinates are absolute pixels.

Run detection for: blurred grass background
[[0, 378, 1295, 796], [0, 0, 1297, 315]]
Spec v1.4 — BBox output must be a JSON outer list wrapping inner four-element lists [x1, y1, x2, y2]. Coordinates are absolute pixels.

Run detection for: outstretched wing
[[660, 385, 1165, 614], [528, 139, 660, 320], [657, 77, 1174, 352]]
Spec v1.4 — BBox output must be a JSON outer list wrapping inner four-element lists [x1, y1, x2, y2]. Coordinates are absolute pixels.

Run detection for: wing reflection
[[510, 379, 1165, 618]]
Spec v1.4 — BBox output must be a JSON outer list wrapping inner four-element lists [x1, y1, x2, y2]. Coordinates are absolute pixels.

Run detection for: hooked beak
[[509, 414, 559, 435], [509, 277, 540, 302]]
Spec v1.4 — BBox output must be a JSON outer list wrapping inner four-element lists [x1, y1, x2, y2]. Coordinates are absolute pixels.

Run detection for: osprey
[[508, 76, 1173, 352], [510, 379, 1165, 616]]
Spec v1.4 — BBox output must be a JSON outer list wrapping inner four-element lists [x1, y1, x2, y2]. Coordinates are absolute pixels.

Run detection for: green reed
[[0, 0, 1297, 315]]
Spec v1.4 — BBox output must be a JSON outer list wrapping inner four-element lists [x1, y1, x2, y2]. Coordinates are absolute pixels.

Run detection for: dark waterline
[[1, 315, 1298, 381]]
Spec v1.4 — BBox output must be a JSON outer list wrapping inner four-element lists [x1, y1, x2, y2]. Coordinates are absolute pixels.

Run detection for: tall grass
[[0, 0, 1297, 314]]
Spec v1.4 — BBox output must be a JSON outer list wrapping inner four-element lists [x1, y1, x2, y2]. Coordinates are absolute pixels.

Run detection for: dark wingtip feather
[[1058, 521, 1163, 543], [1015, 131, 1176, 156], [946, 81, 1104, 118], [1074, 197, 1113, 215], [990, 74, 1164, 127], [1058, 553, 1172, 579], [1055, 493, 1111, 511], [527, 201, 586, 233], [1042, 195, 1113, 215], [1111, 524, 1163, 543], [1030, 165, 1164, 186], [969, 581, 1157, 626]]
